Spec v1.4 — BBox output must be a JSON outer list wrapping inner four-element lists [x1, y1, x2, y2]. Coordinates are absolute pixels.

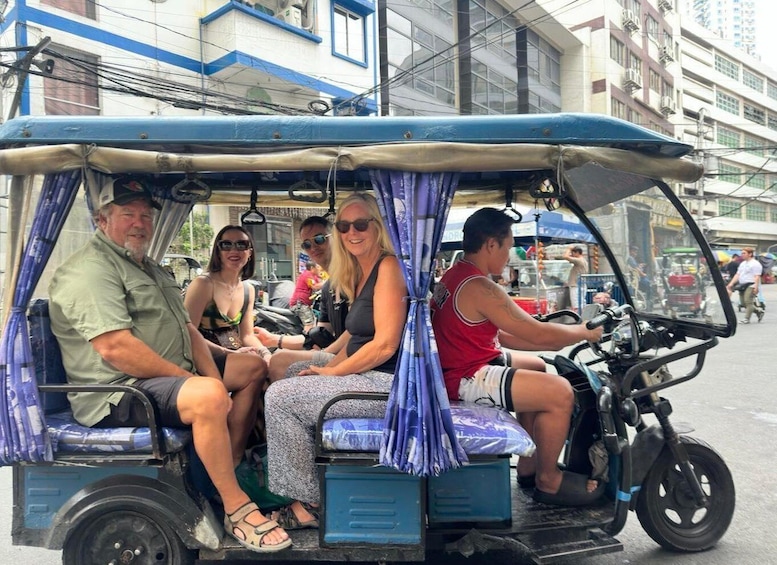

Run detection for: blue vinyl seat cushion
[[46, 410, 192, 454], [322, 402, 535, 457]]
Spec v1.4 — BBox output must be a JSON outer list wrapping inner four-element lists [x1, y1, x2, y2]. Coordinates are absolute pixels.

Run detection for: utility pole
[[5, 36, 51, 122], [695, 107, 707, 226]]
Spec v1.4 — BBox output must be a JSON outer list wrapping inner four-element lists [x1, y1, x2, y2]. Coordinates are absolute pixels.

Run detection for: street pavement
[[1, 284, 776, 564]]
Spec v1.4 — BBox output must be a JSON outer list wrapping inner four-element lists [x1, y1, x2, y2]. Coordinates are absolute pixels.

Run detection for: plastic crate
[[513, 297, 547, 315]]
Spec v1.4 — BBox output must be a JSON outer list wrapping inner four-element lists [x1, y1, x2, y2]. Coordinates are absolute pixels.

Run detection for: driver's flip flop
[[532, 471, 604, 507]]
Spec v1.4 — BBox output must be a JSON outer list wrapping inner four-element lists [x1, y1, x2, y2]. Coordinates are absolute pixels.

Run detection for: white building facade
[[680, 19, 777, 250]]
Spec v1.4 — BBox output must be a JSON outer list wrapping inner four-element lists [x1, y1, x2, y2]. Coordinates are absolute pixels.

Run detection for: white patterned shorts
[[458, 364, 515, 411]]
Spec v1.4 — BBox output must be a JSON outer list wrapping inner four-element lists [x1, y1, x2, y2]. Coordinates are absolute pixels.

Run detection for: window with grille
[[714, 54, 739, 80], [716, 91, 739, 115], [717, 126, 739, 148], [43, 46, 99, 115], [42, 0, 96, 19], [744, 103, 765, 125], [718, 199, 741, 218], [743, 68, 763, 92], [768, 81, 777, 101], [718, 163, 742, 184], [746, 202, 766, 221], [744, 134, 763, 157]]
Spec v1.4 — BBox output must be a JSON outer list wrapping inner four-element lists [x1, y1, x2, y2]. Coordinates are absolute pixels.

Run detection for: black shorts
[[95, 376, 189, 428]]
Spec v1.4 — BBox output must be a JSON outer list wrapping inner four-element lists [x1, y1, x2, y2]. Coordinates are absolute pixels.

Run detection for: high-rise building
[[686, 0, 757, 55]]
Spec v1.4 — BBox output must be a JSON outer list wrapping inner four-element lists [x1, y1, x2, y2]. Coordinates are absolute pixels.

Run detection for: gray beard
[[125, 239, 150, 263]]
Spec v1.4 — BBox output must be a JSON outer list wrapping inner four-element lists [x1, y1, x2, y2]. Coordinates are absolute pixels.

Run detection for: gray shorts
[[458, 363, 515, 411], [291, 302, 317, 326], [95, 376, 189, 429]]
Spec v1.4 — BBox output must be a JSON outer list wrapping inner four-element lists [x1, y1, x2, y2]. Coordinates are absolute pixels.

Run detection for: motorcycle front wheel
[[635, 436, 735, 552]]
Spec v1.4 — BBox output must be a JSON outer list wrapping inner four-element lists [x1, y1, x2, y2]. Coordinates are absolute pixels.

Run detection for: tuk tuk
[[660, 247, 708, 318], [0, 113, 737, 564]]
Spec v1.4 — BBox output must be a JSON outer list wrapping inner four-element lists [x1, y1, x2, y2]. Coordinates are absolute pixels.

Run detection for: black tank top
[[345, 256, 399, 374]]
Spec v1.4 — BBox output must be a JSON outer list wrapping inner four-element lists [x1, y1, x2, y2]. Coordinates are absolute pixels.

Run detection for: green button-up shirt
[[49, 230, 193, 427]]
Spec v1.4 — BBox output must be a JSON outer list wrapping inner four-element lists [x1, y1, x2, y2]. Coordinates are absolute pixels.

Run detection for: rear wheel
[[635, 436, 734, 552], [63, 508, 196, 565]]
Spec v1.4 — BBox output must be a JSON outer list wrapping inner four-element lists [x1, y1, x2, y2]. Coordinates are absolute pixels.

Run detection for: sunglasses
[[301, 233, 330, 251], [217, 240, 252, 251], [335, 218, 375, 234]]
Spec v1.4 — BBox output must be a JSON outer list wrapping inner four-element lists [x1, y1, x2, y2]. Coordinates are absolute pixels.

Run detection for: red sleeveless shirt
[[430, 260, 501, 399]]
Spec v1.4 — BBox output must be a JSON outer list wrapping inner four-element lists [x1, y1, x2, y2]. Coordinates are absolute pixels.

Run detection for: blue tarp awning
[[441, 208, 594, 250]]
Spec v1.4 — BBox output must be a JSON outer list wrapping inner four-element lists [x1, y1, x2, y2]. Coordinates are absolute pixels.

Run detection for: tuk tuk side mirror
[[529, 178, 562, 200]]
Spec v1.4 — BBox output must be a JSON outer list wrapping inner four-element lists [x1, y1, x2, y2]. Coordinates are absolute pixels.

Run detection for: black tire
[[635, 436, 735, 552], [63, 508, 196, 565]]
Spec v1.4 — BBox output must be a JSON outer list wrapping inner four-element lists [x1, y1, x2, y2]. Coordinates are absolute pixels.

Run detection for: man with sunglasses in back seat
[[254, 216, 350, 382]]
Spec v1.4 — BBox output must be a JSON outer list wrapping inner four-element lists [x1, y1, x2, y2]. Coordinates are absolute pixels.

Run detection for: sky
[[754, 0, 777, 64]]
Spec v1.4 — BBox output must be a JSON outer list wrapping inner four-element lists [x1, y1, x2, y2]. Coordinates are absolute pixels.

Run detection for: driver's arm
[[461, 277, 601, 351]]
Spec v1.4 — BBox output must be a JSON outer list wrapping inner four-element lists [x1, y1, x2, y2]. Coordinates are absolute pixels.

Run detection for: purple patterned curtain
[[0, 171, 81, 464], [370, 170, 467, 476]]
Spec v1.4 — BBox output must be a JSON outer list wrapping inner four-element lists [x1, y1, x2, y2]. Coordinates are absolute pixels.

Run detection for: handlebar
[[585, 304, 633, 330]]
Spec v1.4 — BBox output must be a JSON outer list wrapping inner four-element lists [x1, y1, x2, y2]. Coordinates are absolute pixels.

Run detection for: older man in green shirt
[[48, 176, 292, 553]]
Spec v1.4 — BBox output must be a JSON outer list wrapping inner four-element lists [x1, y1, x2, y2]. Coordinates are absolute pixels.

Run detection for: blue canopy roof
[[441, 208, 594, 250]]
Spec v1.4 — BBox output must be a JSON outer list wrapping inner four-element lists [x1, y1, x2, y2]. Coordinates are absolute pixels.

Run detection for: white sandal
[[224, 502, 292, 553]]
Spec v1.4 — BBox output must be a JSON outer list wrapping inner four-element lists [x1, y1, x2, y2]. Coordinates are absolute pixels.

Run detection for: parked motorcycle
[[248, 279, 304, 336]]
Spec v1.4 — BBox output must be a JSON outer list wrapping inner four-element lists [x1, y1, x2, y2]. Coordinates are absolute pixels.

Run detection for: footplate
[[517, 527, 623, 564]]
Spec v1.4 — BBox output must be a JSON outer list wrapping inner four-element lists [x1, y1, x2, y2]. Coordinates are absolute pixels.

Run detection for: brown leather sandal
[[224, 501, 292, 552], [272, 501, 319, 530]]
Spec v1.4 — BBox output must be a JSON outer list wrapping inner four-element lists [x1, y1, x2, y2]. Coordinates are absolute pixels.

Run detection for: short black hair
[[300, 215, 330, 232], [462, 208, 515, 253]]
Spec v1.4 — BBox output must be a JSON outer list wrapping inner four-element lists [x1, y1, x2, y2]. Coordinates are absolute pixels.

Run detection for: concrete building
[[684, 0, 757, 56], [2, 0, 776, 280], [680, 18, 777, 250], [0, 0, 381, 280]]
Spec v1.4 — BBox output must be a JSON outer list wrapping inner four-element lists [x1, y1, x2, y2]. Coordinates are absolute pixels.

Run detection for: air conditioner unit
[[658, 0, 673, 13], [277, 5, 302, 26], [624, 69, 643, 90], [659, 45, 674, 64], [622, 9, 640, 33], [660, 96, 676, 115]]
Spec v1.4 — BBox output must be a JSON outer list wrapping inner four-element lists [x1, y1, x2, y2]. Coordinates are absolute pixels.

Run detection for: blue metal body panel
[[427, 458, 511, 527], [22, 465, 157, 530], [322, 465, 423, 546], [0, 114, 693, 157]]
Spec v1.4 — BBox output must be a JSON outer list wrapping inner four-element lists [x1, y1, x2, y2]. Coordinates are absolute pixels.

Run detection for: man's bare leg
[[177, 377, 289, 547]]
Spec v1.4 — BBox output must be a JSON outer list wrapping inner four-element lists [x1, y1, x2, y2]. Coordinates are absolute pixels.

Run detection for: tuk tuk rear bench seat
[[28, 299, 191, 459], [318, 399, 535, 544], [45, 410, 191, 454], [321, 402, 535, 456]]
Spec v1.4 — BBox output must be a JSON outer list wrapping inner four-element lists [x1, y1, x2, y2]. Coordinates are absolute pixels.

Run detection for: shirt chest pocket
[[124, 277, 186, 327]]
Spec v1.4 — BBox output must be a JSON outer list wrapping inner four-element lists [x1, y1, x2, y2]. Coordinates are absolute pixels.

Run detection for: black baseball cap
[[99, 176, 161, 209]]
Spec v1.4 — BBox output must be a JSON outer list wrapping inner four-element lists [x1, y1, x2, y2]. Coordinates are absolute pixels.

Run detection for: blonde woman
[[263, 193, 408, 527]]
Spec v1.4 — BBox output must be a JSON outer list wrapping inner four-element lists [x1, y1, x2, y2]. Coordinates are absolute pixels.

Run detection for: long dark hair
[[207, 225, 256, 280]]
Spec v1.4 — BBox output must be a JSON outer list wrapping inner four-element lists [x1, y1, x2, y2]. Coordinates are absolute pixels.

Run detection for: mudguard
[[46, 473, 221, 551], [628, 425, 665, 507]]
